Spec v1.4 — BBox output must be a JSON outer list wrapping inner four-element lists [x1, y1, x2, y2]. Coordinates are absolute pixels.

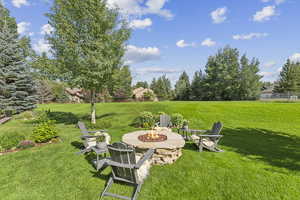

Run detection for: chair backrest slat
[[160, 114, 171, 127], [211, 122, 223, 135], [78, 121, 88, 134], [108, 142, 137, 183]]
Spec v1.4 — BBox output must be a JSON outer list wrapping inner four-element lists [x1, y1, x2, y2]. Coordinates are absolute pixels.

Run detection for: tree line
[[1, 0, 299, 124]]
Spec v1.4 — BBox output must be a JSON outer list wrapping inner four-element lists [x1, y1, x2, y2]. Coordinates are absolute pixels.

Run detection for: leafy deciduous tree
[[47, 0, 130, 123]]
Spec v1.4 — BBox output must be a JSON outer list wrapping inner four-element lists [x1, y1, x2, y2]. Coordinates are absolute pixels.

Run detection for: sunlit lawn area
[[1, 101, 300, 200]]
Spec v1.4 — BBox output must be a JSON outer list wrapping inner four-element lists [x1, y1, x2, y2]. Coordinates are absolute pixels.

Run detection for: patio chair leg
[[132, 184, 142, 200], [100, 176, 113, 200]]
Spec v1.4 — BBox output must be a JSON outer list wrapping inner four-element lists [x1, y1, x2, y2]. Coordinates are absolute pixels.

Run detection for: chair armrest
[[88, 130, 107, 134], [80, 135, 99, 139], [198, 135, 223, 138], [190, 129, 207, 134], [135, 149, 155, 169], [107, 159, 136, 169]]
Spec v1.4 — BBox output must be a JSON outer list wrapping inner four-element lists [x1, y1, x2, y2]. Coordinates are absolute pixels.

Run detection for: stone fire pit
[[122, 130, 185, 165]]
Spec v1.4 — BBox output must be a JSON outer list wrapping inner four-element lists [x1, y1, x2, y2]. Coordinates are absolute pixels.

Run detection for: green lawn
[[1, 101, 300, 200]]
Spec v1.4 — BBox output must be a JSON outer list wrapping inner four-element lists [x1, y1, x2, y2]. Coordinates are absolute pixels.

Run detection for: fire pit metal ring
[[138, 133, 167, 142]]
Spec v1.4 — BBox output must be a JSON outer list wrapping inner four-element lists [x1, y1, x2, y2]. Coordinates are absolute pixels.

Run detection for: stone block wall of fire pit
[[136, 148, 183, 165], [122, 130, 185, 165]]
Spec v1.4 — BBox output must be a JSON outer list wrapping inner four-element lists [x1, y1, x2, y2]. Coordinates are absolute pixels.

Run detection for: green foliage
[[201, 46, 262, 100], [0, 3, 37, 113], [274, 59, 300, 94], [33, 110, 51, 123], [4, 108, 15, 117], [143, 91, 155, 101], [86, 119, 112, 129], [175, 72, 191, 100], [134, 81, 149, 89], [17, 140, 35, 149], [110, 66, 133, 100], [47, 0, 131, 123], [135, 111, 155, 128], [0, 133, 25, 151], [31, 121, 58, 143], [191, 71, 204, 100], [239, 55, 262, 100], [14, 111, 34, 120], [36, 79, 69, 103], [171, 113, 185, 128], [31, 53, 61, 81], [150, 75, 173, 100]]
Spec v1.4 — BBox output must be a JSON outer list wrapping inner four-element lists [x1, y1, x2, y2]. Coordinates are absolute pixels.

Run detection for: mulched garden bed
[[0, 137, 61, 156]]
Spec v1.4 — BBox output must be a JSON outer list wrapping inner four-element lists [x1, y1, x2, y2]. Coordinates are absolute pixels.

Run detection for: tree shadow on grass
[[221, 127, 300, 172], [80, 112, 119, 121], [47, 111, 79, 125]]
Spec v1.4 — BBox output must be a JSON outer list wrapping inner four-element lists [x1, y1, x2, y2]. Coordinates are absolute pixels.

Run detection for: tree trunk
[[91, 89, 96, 124]]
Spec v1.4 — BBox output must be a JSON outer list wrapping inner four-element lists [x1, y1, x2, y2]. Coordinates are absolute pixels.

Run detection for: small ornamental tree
[[0, 3, 37, 113], [47, 0, 131, 123]]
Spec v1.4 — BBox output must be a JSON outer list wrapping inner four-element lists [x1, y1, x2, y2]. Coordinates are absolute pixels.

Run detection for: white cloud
[[211, 7, 227, 24], [275, 0, 286, 4], [259, 71, 276, 77], [290, 53, 300, 63], [176, 40, 195, 48], [201, 38, 216, 47], [233, 33, 269, 40], [33, 39, 51, 55], [135, 67, 181, 74], [41, 24, 54, 35], [17, 21, 30, 34], [261, 0, 286, 5], [130, 18, 152, 29], [125, 45, 160, 64], [263, 61, 276, 68], [277, 67, 282, 72], [11, 0, 29, 8], [253, 6, 277, 22], [107, 0, 173, 20]]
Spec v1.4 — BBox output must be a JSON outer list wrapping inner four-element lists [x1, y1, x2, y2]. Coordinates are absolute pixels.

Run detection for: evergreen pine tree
[[150, 75, 172, 100], [111, 66, 132, 100], [175, 71, 191, 100], [274, 59, 300, 94], [0, 3, 37, 113], [203, 46, 240, 100], [134, 81, 149, 89], [239, 55, 262, 100], [191, 70, 204, 100]]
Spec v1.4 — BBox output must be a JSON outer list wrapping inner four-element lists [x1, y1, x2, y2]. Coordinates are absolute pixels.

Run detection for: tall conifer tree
[[0, 3, 36, 113]]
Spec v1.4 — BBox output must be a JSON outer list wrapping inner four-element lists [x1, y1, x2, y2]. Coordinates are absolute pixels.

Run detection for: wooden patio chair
[[100, 142, 154, 200], [77, 121, 108, 155], [190, 122, 224, 152], [157, 114, 172, 128]]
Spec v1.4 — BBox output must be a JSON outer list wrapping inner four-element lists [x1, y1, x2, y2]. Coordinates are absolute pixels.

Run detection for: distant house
[[133, 87, 158, 101], [260, 87, 274, 99]]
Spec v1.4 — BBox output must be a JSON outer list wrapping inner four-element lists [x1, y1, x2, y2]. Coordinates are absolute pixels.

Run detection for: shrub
[[33, 110, 51, 123], [4, 108, 15, 117], [18, 140, 35, 149], [0, 133, 25, 151], [31, 121, 58, 143], [171, 113, 184, 128], [136, 111, 155, 128], [14, 111, 34, 120], [155, 111, 166, 122]]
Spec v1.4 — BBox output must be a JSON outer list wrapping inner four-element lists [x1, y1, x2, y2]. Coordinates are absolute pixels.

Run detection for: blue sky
[[3, 0, 300, 84]]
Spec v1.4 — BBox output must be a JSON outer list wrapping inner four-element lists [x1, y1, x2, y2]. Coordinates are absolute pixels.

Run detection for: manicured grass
[[0, 101, 300, 200]]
